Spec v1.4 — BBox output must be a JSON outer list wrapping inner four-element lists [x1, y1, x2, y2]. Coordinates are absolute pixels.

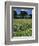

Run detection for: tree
[[29, 14, 32, 18], [14, 11, 17, 15], [14, 11, 17, 18], [20, 11, 28, 18]]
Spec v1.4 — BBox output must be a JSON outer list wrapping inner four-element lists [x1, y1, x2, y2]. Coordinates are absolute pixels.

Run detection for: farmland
[[12, 19, 32, 37]]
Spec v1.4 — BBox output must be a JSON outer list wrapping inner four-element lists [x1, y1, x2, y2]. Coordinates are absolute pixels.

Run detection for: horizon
[[13, 8, 32, 15]]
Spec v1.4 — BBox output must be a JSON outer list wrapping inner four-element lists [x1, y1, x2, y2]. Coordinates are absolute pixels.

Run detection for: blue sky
[[15, 8, 32, 15]]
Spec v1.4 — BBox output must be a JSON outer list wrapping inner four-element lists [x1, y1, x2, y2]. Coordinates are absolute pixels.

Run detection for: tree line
[[13, 11, 32, 19]]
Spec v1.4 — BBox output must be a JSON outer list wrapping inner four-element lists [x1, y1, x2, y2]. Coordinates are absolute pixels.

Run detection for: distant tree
[[29, 14, 32, 18], [21, 11, 28, 16], [14, 11, 17, 18], [14, 11, 17, 15], [20, 11, 28, 18]]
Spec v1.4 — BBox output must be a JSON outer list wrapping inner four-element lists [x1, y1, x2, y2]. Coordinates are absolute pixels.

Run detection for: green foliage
[[12, 19, 32, 37]]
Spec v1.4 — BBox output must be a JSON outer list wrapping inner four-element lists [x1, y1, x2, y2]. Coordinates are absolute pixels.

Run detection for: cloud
[[20, 9, 28, 11]]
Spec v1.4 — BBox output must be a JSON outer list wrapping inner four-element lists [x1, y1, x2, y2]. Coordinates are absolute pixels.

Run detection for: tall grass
[[12, 19, 32, 37]]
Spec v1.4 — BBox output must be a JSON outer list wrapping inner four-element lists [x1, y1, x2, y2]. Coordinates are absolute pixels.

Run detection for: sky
[[14, 8, 32, 15]]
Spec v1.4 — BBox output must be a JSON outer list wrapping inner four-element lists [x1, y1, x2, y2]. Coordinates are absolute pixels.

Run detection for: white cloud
[[21, 9, 28, 11]]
